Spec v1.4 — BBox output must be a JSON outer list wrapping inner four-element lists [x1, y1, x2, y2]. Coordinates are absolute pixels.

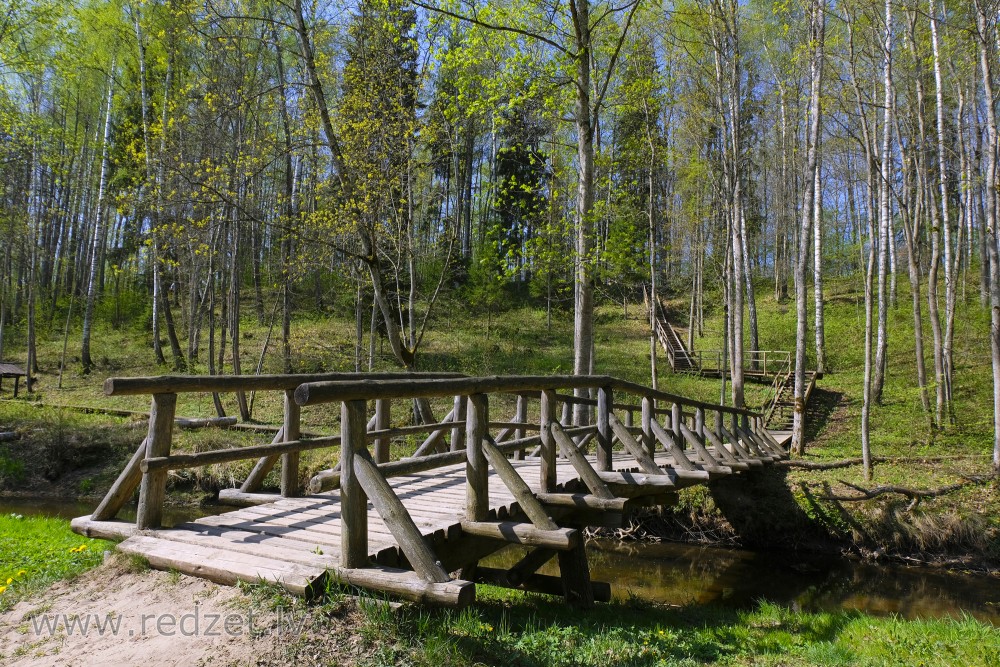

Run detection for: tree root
[[814, 475, 996, 511], [777, 454, 989, 470]]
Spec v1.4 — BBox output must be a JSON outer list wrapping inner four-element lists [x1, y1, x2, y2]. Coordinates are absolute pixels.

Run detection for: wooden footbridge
[[73, 373, 790, 608]]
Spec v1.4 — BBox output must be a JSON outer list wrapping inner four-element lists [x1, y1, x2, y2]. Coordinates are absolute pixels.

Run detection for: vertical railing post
[[451, 395, 467, 452], [466, 393, 488, 521], [281, 390, 301, 497], [513, 393, 527, 460], [137, 392, 177, 530], [597, 386, 613, 471], [540, 389, 556, 492], [642, 396, 655, 457], [341, 399, 369, 568], [695, 407, 705, 440], [374, 398, 391, 463], [716, 409, 725, 439], [671, 402, 682, 450]]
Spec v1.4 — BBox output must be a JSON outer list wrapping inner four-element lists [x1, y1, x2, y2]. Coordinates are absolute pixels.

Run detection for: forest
[[1, 0, 999, 479]]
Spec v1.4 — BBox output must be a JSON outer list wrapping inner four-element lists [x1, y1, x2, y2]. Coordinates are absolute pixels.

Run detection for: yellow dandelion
[[0, 586, 6, 594], [5, 578, 11, 585], [16, 570, 25, 577]]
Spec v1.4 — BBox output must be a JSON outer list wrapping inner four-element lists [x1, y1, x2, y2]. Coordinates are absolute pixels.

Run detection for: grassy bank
[[241, 581, 1000, 666], [0, 513, 110, 612]]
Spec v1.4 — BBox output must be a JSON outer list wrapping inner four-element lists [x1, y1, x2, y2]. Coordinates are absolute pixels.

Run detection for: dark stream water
[[4, 498, 998, 625]]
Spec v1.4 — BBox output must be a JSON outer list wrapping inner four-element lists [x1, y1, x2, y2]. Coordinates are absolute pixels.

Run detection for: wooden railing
[[91, 371, 784, 603]]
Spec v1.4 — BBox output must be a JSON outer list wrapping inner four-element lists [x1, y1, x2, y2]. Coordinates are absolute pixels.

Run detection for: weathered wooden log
[[410, 407, 455, 457], [678, 423, 730, 474], [217, 489, 283, 506], [239, 427, 285, 492], [174, 416, 238, 429], [374, 398, 391, 463], [0, 431, 18, 442], [335, 567, 475, 607], [550, 422, 615, 500], [466, 394, 489, 522], [558, 544, 596, 608], [341, 399, 369, 569], [91, 438, 147, 521], [294, 374, 762, 419], [513, 394, 528, 460], [608, 413, 662, 475], [105, 371, 466, 396], [136, 393, 176, 530], [460, 521, 580, 550], [142, 435, 341, 472], [353, 449, 450, 583], [718, 423, 764, 462], [702, 427, 753, 469], [481, 437, 557, 529], [540, 390, 557, 492], [308, 431, 554, 493], [535, 492, 628, 513], [281, 390, 301, 497], [649, 418, 699, 471], [597, 386, 613, 471]]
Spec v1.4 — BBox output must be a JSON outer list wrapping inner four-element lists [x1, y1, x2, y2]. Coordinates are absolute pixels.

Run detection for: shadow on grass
[[409, 592, 864, 667]]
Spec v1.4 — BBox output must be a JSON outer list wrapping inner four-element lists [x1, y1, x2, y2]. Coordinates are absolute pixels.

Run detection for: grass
[[0, 513, 110, 612], [243, 582, 1000, 666]]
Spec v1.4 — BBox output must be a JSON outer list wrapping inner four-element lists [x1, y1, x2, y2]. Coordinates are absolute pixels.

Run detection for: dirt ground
[[0, 556, 354, 666]]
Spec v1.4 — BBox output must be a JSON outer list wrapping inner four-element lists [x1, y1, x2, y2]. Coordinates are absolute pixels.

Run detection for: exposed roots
[[816, 475, 995, 511]]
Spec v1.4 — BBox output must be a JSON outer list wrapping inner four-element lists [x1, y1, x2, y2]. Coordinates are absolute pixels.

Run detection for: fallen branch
[[777, 454, 989, 470], [816, 475, 995, 510]]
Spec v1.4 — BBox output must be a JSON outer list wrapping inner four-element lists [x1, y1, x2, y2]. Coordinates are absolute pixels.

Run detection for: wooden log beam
[[535, 493, 628, 513], [91, 438, 147, 521], [217, 489, 282, 506], [136, 393, 176, 530], [239, 427, 285, 492], [649, 418, 699, 471], [702, 427, 755, 469], [608, 413, 662, 475], [411, 407, 456, 457], [105, 371, 467, 396], [597, 386, 613, 471], [174, 416, 238, 429], [281, 390, 301, 497], [335, 567, 475, 607], [340, 399, 369, 569], [460, 521, 580, 550], [550, 422, 615, 500], [466, 394, 489, 522], [678, 423, 731, 476], [353, 449, 450, 583], [482, 436, 557, 530], [142, 435, 341, 473]]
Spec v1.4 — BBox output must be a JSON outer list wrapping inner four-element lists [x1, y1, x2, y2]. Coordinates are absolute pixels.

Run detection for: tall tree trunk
[[872, 0, 894, 404], [974, 0, 1000, 472], [793, 0, 825, 455], [81, 69, 115, 374], [813, 156, 826, 374]]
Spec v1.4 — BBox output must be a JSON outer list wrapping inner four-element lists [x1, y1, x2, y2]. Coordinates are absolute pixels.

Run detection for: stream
[[4, 498, 998, 625]]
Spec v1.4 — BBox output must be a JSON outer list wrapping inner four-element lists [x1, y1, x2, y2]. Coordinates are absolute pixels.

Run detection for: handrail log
[[294, 375, 761, 418], [105, 372, 466, 396], [142, 436, 341, 472]]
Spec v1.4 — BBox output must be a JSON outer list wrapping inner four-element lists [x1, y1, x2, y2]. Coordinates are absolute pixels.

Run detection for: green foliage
[[0, 514, 109, 611]]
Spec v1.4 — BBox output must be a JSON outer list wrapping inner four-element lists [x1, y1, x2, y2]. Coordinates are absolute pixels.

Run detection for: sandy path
[[0, 556, 327, 666]]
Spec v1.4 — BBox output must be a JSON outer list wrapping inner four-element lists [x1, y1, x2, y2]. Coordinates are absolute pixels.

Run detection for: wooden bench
[[0, 362, 26, 397]]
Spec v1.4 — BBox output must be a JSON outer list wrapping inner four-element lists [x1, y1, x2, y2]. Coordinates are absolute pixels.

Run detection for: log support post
[[642, 396, 654, 457], [451, 395, 467, 452], [374, 398, 391, 463], [466, 393, 488, 522], [695, 408, 705, 440], [540, 390, 556, 492], [671, 403, 682, 449], [136, 393, 177, 530], [281, 390, 301, 497], [341, 399, 369, 568], [597, 386, 612, 471], [513, 394, 527, 460]]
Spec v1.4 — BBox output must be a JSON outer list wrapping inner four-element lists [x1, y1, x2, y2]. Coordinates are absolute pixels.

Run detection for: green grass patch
[[0, 513, 110, 611]]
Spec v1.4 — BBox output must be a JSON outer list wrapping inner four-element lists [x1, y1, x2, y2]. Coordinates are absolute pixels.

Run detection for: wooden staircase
[[764, 371, 817, 431]]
